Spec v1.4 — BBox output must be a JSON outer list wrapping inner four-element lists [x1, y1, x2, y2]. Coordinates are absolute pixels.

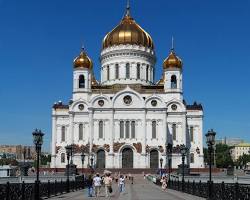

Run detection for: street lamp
[[180, 144, 188, 192], [81, 152, 85, 175], [65, 145, 72, 193], [32, 129, 44, 200], [205, 129, 216, 200], [167, 143, 173, 182], [160, 158, 163, 176]]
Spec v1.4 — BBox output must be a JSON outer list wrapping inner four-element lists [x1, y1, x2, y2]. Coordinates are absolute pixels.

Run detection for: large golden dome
[[73, 48, 93, 69], [163, 49, 182, 69], [102, 7, 154, 50]]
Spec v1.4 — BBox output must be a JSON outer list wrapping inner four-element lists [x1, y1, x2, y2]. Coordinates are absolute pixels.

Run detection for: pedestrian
[[118, 174, 125, 193], [160, 176, 167, 191], [104, 173, 112, 198], [93, 173, 102, 198], [86, 174, 93, 197]]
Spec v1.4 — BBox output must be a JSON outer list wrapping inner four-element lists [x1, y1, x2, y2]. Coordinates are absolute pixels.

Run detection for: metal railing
[[0, 175, 84, 200], [163, 179, 250, 200]]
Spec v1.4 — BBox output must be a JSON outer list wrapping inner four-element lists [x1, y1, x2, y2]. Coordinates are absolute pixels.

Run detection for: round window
[[98, 100, 104, 107], [151, 100, 157, 107], [123, 95, 132, 105], [78, 104, 84, 110], [171, 104, 177, 111]]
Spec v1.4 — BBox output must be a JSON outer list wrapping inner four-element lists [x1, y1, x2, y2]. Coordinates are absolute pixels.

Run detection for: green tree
[[215, 144, 233, 168], [236, 154, 250, 168], [0, 158, 18, 166]]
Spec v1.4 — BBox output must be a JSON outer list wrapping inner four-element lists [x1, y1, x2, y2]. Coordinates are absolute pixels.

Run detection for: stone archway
[[96, 150, 105, 168], [150, 149, 159, 169], [122, 148, 133, 168]]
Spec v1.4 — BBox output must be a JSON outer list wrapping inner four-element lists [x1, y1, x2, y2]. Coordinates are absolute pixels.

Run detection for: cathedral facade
[[51, 5, 204, 169]]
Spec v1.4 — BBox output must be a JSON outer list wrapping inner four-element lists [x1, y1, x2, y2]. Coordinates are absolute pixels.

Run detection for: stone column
[[51, 115, 57, 168], [140, 109, 147, 168], [89, 109, 93, 153], [108, 109, 114, 168], [69, 113, 74, 144]]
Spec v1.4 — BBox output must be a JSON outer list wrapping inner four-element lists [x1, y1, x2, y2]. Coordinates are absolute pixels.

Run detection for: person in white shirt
[[118, 175, 125, 192], [93, 173, 102, 198]]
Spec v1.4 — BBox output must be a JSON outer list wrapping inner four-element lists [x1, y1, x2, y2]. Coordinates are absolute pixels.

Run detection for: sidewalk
[[47, 175, 205, 200]]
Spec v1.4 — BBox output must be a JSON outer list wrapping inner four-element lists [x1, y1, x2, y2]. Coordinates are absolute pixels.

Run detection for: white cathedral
[[51, 4, 204, 170]]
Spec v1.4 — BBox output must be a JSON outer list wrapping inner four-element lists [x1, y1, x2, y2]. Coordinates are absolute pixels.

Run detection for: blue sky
[[0, 0, 250, 151]]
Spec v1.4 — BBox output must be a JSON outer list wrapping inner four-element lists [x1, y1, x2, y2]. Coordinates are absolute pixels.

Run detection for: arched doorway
[[122, 148, 133, 168], [150, 150, 159, 169], [96, 150, 105, 168]]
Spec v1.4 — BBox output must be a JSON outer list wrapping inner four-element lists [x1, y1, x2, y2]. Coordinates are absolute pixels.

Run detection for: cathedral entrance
[[122, 148, 133, 168], [150, 150, 159, 169], [96, 150, 105, 168]]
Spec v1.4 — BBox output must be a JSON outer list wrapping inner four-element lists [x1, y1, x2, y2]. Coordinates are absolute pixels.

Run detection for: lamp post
[[32, 129, 44, 200], [160, 158, 163, 176], [167, 143, 173, 182], [65, 145, 72, 193], [81, 152, 85, 175], [205, 129, 216, 200], [180, 144, 188, 192]]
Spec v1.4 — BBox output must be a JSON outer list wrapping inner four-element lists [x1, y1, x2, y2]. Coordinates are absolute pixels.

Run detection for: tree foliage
[[0, 158, 18, 166], [215, 144, 234, 168]]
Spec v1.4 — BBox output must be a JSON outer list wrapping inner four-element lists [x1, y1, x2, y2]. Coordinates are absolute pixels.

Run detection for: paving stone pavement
[[47, 175, 205, 200]]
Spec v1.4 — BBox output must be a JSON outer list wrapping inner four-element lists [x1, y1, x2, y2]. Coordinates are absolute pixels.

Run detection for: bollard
[[21, 181, 25, 200]]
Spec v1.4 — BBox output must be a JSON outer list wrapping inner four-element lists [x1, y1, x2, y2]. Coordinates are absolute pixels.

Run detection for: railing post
[[192, 180, 195, 195], [61, 179, 63, 194], [54, 180, 57, 196], [221, 181, 225, 200], [47, 180, 51, 198], [6, 182, 10, 200], [21, 181, 25, 200], [177, 179, 180, 191], [187, 180, 190, 193], [198, 180, 202, 197], [235, 182, 239, 200]]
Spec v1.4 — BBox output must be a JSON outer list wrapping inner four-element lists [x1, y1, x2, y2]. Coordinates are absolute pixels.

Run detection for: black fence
[[156, 178, 250, 200], [0, 176, 85, 200]]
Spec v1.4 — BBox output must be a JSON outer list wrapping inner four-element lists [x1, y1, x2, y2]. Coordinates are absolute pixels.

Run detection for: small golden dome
[[102, 7, 154, 50], [73, 48, 93, 69], [163, 50, 182, 69]]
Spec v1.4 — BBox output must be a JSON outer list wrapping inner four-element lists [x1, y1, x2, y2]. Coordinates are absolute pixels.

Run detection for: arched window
[[61, 126, 65, 142], [79, 124, 83, 140], [152, 121, 156, 139], [120, 121, 124, 138], [126, 63, 130, 79], [61, 153, 65, 163], [131, 121, 135, 138], [99, 121, 103, 138], [136, 64, 140, 79], [125, 121, 130, 138], [172, 124, 176, 140], [146, 65, 149, 81], [115, 64, 119, 79], [190, 153, 194, 163], [190, 126, 194, 142], [171, 75, 177, 89], [79, 75, 85, 88], [107, 65, 110, 81]]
